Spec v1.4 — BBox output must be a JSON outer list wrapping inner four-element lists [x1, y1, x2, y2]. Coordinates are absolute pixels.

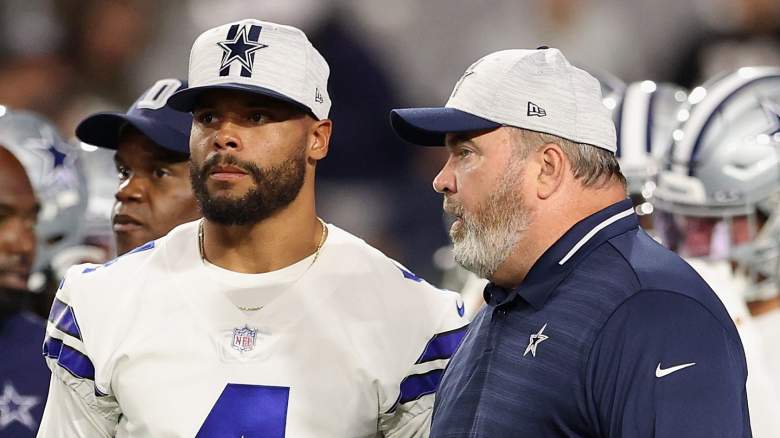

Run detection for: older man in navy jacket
[[391, 47, 750, 437]]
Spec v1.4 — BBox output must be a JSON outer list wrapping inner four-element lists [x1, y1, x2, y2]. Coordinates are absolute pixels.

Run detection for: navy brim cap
[[75, 113, 190, 154], [167, 83, 312, 115], [389, 107, 501, 146]]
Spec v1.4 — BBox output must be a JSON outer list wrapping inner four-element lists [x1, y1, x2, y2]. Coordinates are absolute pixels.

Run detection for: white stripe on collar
[[558, 208, 634, 265]]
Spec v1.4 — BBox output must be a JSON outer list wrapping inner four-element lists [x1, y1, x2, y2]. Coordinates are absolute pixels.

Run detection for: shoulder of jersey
[[323, 224, 458, 300], [58, 221, 195, 302]]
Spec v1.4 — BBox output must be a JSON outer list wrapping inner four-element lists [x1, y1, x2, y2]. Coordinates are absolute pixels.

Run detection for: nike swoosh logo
[[456, 301, 465, 317], [655, 362, 696, 378]]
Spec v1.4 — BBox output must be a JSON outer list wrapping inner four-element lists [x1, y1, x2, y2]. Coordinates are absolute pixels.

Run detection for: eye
[[249, 111, 265, 123], [196, 111, 215, 124], [153, 167, 172, 178], [457, 148, 473, 158], [117, 165, 130, 181]]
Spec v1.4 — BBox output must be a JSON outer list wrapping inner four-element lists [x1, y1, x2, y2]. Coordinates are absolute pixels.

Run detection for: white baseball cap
[[169, 19, 331, 120], [390, 48, 617, 153]]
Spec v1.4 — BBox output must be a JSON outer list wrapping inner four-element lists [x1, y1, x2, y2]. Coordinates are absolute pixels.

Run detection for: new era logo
[[527, 101, 547, 117], [314, 88, 324, 104]]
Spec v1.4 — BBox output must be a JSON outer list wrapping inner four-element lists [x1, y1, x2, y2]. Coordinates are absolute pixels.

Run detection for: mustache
[[0, 254, 31, 274], [443, 198, 465, 217], [198, 154, 263, 181]]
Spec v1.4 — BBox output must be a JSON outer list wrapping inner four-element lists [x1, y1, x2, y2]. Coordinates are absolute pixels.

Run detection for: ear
[[307, 119, 332, 161], [537, 142, 566, 199]]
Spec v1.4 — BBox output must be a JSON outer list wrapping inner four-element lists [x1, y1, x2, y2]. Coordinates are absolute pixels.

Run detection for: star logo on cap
[[450, 58, 485, 99], [217, 26, 268, 73]]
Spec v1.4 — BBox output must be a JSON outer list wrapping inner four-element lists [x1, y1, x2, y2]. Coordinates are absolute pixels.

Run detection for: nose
[[433, 157, 457, 194], [213, 121, 244, 151], [0, 216, 36, 262], [115, 174, 146, 204]]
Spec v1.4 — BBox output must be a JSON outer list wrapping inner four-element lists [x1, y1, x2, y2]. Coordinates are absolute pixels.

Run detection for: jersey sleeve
[[379, 277, 469, 437], [585, 290, 750, 438], [37, 265, 121, 437], [37, 374, 115, 437]]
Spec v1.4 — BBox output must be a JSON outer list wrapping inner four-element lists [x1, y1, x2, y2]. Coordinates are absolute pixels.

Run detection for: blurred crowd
[[2, 0, 780, 436]]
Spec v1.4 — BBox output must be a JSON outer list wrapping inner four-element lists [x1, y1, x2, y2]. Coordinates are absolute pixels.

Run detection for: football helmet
[[0, 107, 89, 274], [653, 67, 780, 291]]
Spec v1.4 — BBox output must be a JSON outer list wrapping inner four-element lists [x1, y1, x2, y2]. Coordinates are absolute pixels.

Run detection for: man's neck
[[490, 182, 627, 289], [201, 200, 324, 274]]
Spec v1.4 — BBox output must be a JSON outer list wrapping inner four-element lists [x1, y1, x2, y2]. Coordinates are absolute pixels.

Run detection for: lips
[[209, 165, 248, 181], [112, 213, 144, 232], [0, 261, 31, 290]]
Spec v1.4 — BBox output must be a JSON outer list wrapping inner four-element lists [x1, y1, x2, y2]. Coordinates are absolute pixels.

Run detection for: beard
[[190, 146, 306, 226], [446, 162, 531, 279]]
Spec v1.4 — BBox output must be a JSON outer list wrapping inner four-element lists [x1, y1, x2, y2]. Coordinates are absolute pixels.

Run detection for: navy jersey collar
[[485, 198, 637, 310]]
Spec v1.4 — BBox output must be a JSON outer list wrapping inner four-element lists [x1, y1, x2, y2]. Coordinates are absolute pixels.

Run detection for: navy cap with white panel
[[76, 79, 191, 155], [430, 199, 750, 437]]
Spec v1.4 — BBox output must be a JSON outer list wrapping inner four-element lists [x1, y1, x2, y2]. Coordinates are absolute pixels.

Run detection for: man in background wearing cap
[[38, 20, 467, 437], [391, 48, 749, 437], [75, 78, 200, 256]]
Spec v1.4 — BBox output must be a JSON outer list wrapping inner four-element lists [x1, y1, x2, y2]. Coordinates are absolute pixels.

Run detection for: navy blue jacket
[[431, 199, 750, 437]]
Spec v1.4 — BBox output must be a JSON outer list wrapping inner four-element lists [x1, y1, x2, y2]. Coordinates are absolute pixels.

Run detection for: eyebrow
[[0, 200, 40, 216], [446, 136, 477, 149]]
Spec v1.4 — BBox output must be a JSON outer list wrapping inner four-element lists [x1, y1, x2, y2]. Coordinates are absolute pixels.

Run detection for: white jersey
[[685, 258, 780, 437], [38, 221, 469, 437], [753, 309, 780, 397]]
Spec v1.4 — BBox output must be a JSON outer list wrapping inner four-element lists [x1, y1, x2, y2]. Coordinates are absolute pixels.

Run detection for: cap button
[[536, 45, 549, 50]]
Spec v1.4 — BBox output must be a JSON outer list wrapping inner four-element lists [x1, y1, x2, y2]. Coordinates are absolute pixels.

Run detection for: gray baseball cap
[[390, 48, 617, 153], [169, 19, 331, 120]]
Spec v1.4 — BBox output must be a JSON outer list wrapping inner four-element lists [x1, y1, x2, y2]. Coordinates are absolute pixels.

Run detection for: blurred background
[[1, 0, 779, 280]]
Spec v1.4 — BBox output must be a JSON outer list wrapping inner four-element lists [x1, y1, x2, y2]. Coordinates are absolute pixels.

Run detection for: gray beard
[[450, 164, 531, 279]]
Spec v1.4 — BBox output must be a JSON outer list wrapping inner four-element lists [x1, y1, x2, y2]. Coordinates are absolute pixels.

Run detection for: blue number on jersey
[[196, 384, 289, 437]]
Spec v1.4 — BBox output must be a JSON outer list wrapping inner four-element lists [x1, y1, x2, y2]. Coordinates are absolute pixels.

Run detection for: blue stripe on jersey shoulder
[[397, 369, 444, 406], [415, 325, 469, 364], [397, 265, 423, 282], [48, 297, 83, 340], [42, 336, 95, 381], [82, 240, 155, 274], [128, 240, 155, 255]]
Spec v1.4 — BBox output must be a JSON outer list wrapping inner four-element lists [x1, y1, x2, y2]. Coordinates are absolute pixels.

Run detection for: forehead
[[0, 147, 36, 202], [116, 127, 188, 164], [445, 127, 507, 149], [192, 89, 301, 112]]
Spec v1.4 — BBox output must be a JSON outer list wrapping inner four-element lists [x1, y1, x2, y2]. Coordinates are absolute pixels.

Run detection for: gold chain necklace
[[197, 217, 328, 311]]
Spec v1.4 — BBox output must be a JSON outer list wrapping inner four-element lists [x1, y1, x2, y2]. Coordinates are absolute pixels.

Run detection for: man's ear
[[307, 119, 332, 161], [536, 142, 566, 199]]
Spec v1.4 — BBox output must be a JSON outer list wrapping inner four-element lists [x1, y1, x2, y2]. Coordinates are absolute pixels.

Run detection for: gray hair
[[511, 127, 627, 190]]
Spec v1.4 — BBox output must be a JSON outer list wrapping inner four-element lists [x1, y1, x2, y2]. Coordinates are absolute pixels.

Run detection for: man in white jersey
[[37, 19, 468, 437]]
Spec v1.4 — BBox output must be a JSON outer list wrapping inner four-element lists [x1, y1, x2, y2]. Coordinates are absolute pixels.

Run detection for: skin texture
[[112, 126, 201, 255], [434, 126, 626, 288], [0, 146, 38, 291], [189, 90, 332, 274]]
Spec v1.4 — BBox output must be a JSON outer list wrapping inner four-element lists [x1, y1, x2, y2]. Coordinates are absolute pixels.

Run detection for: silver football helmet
[[0, 107, 89, 274], [653, 67, 780, 279], [615, 81, 688, 198]]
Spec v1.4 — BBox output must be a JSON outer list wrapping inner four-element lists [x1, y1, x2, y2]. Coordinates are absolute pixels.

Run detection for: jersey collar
[[484, 198, 637, 310]]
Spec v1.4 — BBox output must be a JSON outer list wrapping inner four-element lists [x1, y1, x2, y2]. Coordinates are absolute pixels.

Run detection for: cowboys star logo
[[217, 25, 268, 78]]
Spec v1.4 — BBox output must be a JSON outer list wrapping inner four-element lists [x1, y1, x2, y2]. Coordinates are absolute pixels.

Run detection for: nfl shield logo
[[231, 325, 257, 352]]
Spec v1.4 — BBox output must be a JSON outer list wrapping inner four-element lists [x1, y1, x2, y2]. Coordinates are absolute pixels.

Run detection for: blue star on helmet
[[48, 144, 66, 167], [217, 26, 268, 73], [760, 100, 780, 137]]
